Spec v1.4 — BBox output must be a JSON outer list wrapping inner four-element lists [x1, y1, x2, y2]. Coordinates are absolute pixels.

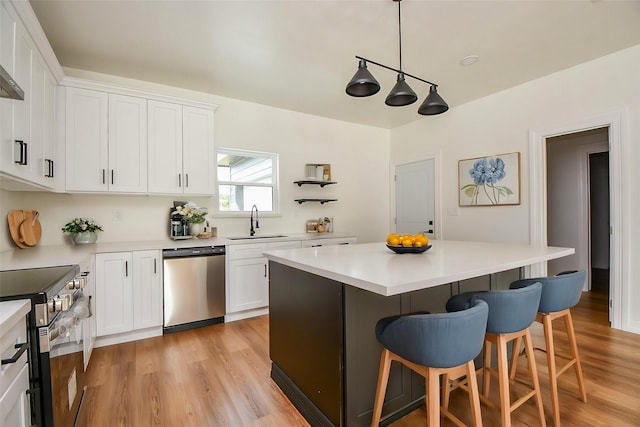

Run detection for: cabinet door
[[28, 55, 45, 184], [42, 71, 56, 185], [0, 3, 16, 175], [147, 100, 183, 194], [95, 252, 133, 336], [182, 106, 214, 195], [65, 87, 108, 192], [82, 257, 97, 370], [0, 364, 30, 427], [132, 250, 163, 329], [108, 94, 147, 193], [1, 15, 31, 180], [228, 257, 269, 313]]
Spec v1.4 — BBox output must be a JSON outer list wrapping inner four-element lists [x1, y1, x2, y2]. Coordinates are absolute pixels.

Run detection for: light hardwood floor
[[78, 292, 640, 426]]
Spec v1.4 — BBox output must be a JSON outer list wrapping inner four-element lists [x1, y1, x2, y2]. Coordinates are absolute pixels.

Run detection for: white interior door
[[395, 159, 435, 238]]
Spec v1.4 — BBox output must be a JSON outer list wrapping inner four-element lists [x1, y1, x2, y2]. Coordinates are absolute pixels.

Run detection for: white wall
[[0, 69, 390, 251], [390, 45, 640, 332]]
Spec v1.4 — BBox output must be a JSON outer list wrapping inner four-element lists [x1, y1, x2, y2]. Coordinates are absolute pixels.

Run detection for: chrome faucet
[[250, 204, 259, 236]]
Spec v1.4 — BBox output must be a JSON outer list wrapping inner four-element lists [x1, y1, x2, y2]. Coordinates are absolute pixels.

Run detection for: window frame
[[214, 147, 280, 217]]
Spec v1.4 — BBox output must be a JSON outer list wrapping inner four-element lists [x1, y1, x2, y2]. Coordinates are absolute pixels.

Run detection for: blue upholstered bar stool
[[444, 283, 546, 427], [510, 270, 588, 427], [370, 300, 489, 427]]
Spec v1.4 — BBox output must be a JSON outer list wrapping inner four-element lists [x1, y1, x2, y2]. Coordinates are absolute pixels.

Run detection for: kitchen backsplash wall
[[1, 68, 391, 252]]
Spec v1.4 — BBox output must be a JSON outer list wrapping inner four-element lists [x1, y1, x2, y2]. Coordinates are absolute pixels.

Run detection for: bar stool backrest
[[445, 282, 542, 334], [375, 300, 488, 369], [510, 270, 586, 313]]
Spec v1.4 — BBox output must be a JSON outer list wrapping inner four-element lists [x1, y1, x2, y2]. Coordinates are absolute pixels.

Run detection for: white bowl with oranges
[[385, 233, 431, 254]]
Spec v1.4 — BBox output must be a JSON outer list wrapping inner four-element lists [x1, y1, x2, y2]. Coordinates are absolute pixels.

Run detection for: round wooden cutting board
[[19, 210, 42, 247]]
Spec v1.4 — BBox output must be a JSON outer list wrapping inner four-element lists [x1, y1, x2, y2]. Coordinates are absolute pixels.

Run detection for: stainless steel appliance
[[0, 63, 25, 100], [162, 246, 225, 333], [0, 265, 91, 427]]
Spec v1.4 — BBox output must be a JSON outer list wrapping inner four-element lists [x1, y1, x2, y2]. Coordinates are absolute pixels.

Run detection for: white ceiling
[[30, 0, 640, 129]]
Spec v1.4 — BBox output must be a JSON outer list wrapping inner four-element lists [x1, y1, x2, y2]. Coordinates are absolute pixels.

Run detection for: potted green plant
[[62, 217, 103, 245]]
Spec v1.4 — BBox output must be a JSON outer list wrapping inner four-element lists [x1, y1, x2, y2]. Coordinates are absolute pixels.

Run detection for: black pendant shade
[[345, 0, 448, 116], [385, 73, 417, 106], [418, 85, 449, 115], [345, 59, 381, 97]]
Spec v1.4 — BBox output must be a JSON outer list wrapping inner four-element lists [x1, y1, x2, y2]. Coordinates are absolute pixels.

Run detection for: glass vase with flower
[[176, 204, 207, 236]]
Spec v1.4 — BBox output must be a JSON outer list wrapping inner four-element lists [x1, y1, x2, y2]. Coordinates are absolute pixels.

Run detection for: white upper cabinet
[[107, 94, 147, 192], [147, 100, 183, 193], [65, 88, 147, 193], [0, 2, 57, 189], [182, 106, 215, 195], [148, 101, 215, 195], [65, 87, 108, 191]]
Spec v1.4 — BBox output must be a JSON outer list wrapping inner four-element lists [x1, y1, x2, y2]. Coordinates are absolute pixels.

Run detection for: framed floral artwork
[[459, 152, 520, 206]]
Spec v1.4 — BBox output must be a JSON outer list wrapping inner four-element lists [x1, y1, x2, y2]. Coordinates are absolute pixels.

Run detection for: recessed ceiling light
[[460, 55, 480, 66]]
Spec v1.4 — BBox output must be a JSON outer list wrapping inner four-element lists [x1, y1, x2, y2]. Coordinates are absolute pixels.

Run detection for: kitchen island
[[264, 240, 574, 427]]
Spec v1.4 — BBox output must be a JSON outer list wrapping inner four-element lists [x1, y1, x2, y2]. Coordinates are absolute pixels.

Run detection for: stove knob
[[48, 299, 61, 313], [65, 280, 75, 290]]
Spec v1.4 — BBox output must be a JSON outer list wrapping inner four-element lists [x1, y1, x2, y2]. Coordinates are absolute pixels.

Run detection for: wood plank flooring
[[78, 292, 640, 426]]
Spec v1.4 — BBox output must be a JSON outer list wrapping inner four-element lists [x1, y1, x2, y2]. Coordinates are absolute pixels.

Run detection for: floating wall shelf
[[294, 180, 337, 188], [295, 198, 338, 205]]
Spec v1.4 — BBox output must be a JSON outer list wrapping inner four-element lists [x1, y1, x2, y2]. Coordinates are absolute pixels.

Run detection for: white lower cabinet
[[226, 240, 301, 321], [95, 250, 162, 343], [0, 301, 30, 427]]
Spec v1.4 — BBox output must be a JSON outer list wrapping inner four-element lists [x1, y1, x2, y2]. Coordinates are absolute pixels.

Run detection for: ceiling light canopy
[[345, 0, 448, 116]]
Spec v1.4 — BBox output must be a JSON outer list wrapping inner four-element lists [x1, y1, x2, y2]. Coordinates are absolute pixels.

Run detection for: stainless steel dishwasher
[[162, 245, 225, 333]]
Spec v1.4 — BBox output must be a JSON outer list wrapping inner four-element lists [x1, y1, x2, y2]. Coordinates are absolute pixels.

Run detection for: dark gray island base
[[269, 261, 506, 427]]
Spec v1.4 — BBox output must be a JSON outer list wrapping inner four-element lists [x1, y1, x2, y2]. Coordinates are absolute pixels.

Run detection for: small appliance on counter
[[169, 210, 191, 239], [169, 201, 209, 240]]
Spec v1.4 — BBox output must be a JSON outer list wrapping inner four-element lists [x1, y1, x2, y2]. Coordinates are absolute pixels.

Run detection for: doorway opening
[[545, 127, 610, 321]]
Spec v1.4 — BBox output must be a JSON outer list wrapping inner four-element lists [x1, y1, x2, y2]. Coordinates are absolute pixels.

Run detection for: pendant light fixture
[[345, 0, 448, 116]]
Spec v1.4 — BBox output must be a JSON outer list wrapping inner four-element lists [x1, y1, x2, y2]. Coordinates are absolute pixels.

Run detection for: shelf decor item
[[459, 152, 520, 206], [61, 217, 103, 245]]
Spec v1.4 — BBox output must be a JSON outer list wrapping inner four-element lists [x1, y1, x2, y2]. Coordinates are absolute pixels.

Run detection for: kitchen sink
[[227, 234, 288, 240]]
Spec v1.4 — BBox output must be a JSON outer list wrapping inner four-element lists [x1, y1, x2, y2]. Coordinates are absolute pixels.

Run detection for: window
[[215, 148, 279, 214]]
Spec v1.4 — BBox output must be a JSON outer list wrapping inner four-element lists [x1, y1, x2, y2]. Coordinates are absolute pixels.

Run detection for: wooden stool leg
[[465, 360, 483, 427], [426, 368, 441, 427], [482, 341, 492, 398], [563, 310, 587, 403], [496, 334, 512, 427], [371, 349, 392, 427], [509, 336, 522, 381], [442, 373, 452, 409], [542, 314, 561, 427], [524, 329, 547, 427]]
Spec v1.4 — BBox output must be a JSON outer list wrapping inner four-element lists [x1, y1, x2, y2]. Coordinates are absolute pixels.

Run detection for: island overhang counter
[[264, 240, 574, 427]]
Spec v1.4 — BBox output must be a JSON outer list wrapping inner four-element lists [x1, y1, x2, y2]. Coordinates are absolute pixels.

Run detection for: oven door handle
[[1, 342, 28, 365]]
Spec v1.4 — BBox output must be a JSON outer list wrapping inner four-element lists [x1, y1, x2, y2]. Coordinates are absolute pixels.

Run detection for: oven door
[[40, 299, 89, 427]]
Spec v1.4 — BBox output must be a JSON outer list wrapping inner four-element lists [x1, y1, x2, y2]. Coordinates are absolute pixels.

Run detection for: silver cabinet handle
[[154, 258, 157, 274], [185, 173, 189, 188], [102, 169, 106, 184], [125, 261, 128, 277], [111, 169, 114, 185], [264, 264, 267, 277], [178, 174, 182, 187]]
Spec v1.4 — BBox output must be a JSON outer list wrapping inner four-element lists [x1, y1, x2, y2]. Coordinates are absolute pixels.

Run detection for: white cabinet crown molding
[[59, 77, 219, 111]]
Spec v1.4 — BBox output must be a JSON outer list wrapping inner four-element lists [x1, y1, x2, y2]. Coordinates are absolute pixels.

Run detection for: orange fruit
[[388, 237, 400, 246], [401, 238, 413, 247], [414, 241, 423, 247]]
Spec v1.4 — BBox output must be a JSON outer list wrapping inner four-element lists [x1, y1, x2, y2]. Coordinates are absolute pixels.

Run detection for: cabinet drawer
[[0, 362, 30, 427], [227, 243, 269, 260], [267, 241, 301, 251], [1, 313, 28, 394]]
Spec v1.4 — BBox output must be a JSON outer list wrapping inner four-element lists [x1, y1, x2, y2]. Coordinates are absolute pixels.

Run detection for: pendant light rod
[[397, 0, 403, 71], [354, 55, 438, 87]]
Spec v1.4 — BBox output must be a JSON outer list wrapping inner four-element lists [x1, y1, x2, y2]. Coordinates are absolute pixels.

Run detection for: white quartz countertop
[[0, 233, 355, 270], [263, 240, 575, 296], [0, 299, 30, 331]]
